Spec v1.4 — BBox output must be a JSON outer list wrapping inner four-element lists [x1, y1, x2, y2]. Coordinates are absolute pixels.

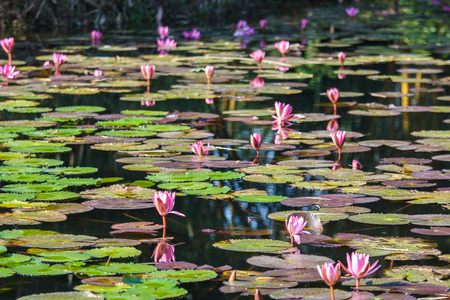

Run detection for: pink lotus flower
[[260, 19, 267, 32], [157, 38, 177, 52], [274, 41, 290, 57], [346, 7, 359, 18], [205, 65, 214, 85], [327, 119, 339, 131], [250, 49, 265, 70], [233, 20, 256, 37], [250, 76, 264, 87], [141, 65, 155, 92], [53, 53, 67, 76], [93, 69, 103, 77], [352, 160, 362, 170], [183, 28, 201, 40], [285, 214, 310, 246], [43, 61, 53, 67], [0, 37, 14, 65], [327, 88, 340, 114], [330, 130, 346, 160], [141, 100, 156, 107], [189, 141, 210, 156], [205, 98, 214, 104], [317, 263, 340, 300], [152, 241, 175, 263], [339, 252, 380, 288], [275, 66, 289, 72], [301, 18, 309, 30], [1, 64, 20, 79], [90, 30, 102, 46], [152, 190, 185, 237], [272, 101, 298, 126], [338, 52, 346, 66], [158, 26, 169, 38], [443, 5, 450, 12], [250, 133, 262, 157]]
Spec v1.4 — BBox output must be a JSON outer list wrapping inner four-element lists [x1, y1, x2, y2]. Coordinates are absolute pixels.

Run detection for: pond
[[0, 1, 449, 300]]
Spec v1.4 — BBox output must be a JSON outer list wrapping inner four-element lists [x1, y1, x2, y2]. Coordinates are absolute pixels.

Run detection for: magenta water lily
[[183, 28, 201, 40], [274, 41, 289, 57], [317, 262, 340, 300], [152, 190, 185, 237], [339, 252, 381, 288], [0, 37, 14, 65], [346, 6, 359, 17], [250, 49, 265, 70], [152, 241, 176, 263], [250, 133, 262, 158], [330, 130, 346, 160], [272, 101, 297, 126], [52, 53, 67, 76], [285, 214, 310, 246], [205, 65, 214, 85], [158, 26, 169, 38], [141, 65, 155, 92], [327, 88, 340, 115], [190, 141, 210, 156], [1, 64, 20, 80]]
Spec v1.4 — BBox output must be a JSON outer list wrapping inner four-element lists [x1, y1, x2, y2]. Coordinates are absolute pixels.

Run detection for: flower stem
[[162, 216, 167, 238], [355, 278, 360, 288], [338, 148, 342, 161], [330, 286, 335, 300], [147, 79, 151, 92], [290, 235, 294, 246], [333, 103, 337, 115], [256, 150, 260, 158], [8, 53, 11, 66]]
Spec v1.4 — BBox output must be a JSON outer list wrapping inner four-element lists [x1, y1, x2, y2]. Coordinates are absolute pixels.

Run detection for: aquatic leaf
[[32, 191, 79, 201], [268, 211, 348, 223], [81, 198, 154, 210], [237, 165, 303, 175], [410, 227, 450, 236], [32, 251, 91, 263], [404, 214, 450, 226], [142, 269, 217, 283], [13, 263, 70, 276], [349, 213, 411, 225], [384, 265, 446, 282], [2, 183, 68, 193], [16, 292, 104, 300], [270, 288, 352, 300], [262, 268, 323, 282], [146, 172, 209, 182], [97, 263, 157, 274], [247, 254, 334, 269], [4, 158, 64, 167], [236, 195, 287, 203], [85, 247, 141, 259], [55, 106, 106, 113], [224, 278, 297, 289], [18, 234, 97, 249], [213, 239, 293, 253], [183, 187, 231, 195], [44, 167, 98, 176], [158, 181, 213, 190]]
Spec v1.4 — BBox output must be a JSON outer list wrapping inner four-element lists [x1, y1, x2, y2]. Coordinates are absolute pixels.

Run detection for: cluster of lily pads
[[0, 0, 448, 299]]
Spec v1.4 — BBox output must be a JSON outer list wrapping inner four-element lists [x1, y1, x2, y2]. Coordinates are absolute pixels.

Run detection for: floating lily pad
[[349, 213, 411, 225], [81, 198, 154, 210], [44, 167, 98, 176], [142, 269, 217, 283], [97, 263, 156, 274], [247, 254, 334, 269], [213, 239, 293, 253], [235, 195, 287, 203], [85, 247, 141, 259], [270, 288, 352, 300]]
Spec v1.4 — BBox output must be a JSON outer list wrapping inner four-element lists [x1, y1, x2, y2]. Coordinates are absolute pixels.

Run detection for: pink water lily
[[275, 66, 289, 72], [152, 190, 185, 237], [0, 37, 14, 65], [250, 76, 264, 87], [327, 88, 340, 114], [327, 119, 339, 131], [352, 160, 363, 170], [152, 241, 175, 263], [301, 18, 309, 30], [339, 252, 380, 288], [205, 98, 214, 104], [285, 214, 310, 246], [141, 100, 156, 107], [259, 19, 267, 33], [317, 263, 341, 300], [189, 141, 210, 156], [158, 26, 169, 38], [52, 53, 67, 76], [272, 101, 298, 126], [346, 6, 359, 17], [250, 49, 265, 70], [233, 20, 256, 37], [338, 51, 346, 66], [330, 130, 346, 160], [205, 65, 214, 85], [1, 64, 20, 80], [157, 38, 177, 54], [90, 30, 102, 46], [274, 41, 290, 57], [183, 28, 201, 40], [93, 69, 103, 77], [141, 65, 155, 92], [250, 133, 262, 157]]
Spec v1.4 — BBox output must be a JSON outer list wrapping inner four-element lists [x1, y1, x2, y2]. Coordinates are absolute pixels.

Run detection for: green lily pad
[[32, 251, 91, 263], [349, 213, 411, 225], [4, 158, 64, 167], [44, 167, 98, 176], [270, 288, 351, 300], [13, 263, 70, 276], [49, 178, 102, 187], [142, 269, 217, 283], [17, 292, 104, 300], [85, 247, 142, 259], [18, 234, 97, 249], [97, 263, 157, 274], [235, 195, 287, 203], [2, 183, 68, 193], [158, 181, 213, 190], [213, 239, 293, 253], [182, 187, 231, 195], [146, 172, 209, 182], [55, 106, 106, 113], [32, 191, 79, 201]]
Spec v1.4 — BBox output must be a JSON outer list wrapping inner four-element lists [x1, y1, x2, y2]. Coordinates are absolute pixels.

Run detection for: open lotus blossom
[[250, 49, 265, 70], [93, 69, 103, 77], [275, 66, 289, 72], [189, 141, 210, 156], [272, 101, 298, 126], [250, 133, 262, 157], [205, 98, 214, 104], [52, 53, 67, 76], [317, 263, 341, 300], [157, 38, 177, 54], [352, 160, 363, 170], [0, 37, 14, 65], [301, 18, 309, 30], [338, 51, 346, 66], [250, 76, 264, 87], [327, 88, 340, 114], [259, 19, 267, 33], [233, 20, 256, 37], [141, 65, 155, 92], [327, 119, 339, 131], [158, 26, 169, 38], [274, 41, 290, 57], [152, 241, 175, 263], [331, 130, 346, 160], [346, 6, 359, 17], [183, 28, 201, 40], [205, 65, 214, 85], [285, 214, 310, 246], [152, 190, 185, 237], [339, 252, 381, 288], [1, 64, 20, 80]]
